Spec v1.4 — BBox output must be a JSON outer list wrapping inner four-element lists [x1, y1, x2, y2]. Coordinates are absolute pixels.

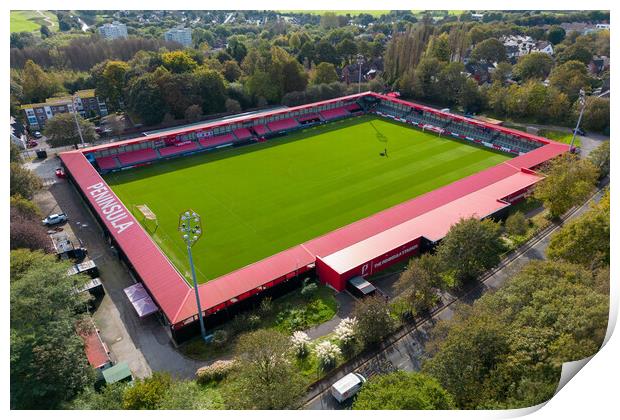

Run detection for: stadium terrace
[[60, 92, 569, 342]]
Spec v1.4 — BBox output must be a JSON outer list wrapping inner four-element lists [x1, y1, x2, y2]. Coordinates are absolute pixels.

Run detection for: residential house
[[21, 89, 108, 130]]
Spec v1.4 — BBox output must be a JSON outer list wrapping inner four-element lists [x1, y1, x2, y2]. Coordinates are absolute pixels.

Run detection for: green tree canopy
[[10, 162, 41, 199], [513, 52, 554, 81], [43, 113, 98, 147], [470, 38, 507, 63], [11, 250, 93, 409], [547, 191, 609, 269], [353, 371, 455, 409], [126, 73, 167, 125], [311, 62, 339, 85], [161, 51, 198, 73], [396, 254, 445, 316], [533, 155, 599, 218], [222, 329, 305, 409], [549, 60, 590, 101], [353, 295, 395, 348], [436, 217, 505, 284], [588, 141, 609, 179]]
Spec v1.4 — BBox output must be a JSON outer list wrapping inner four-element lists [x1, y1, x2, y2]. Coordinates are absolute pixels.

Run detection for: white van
[[330, 372, 366, 403]]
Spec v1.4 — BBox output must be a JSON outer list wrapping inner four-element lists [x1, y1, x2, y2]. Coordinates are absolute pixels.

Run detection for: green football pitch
[[105, 115, 509, 284]]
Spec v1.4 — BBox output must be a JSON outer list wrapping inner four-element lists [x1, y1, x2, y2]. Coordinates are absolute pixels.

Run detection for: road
[[305, 187, 607, 410]]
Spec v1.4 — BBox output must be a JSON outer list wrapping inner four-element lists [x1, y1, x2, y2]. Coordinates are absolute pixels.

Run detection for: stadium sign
[[87, 182, 134, 234]]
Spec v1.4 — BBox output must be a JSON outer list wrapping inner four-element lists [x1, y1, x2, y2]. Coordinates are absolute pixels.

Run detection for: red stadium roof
[[321, 171, 542, 274], [61, 93, 570, 327]]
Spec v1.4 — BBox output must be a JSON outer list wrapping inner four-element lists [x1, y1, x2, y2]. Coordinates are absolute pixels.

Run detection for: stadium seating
[[252, 124, 270, 135], [319, 108, 349, 120], [267, 118, 299, 132], [116, 148, 158, 166], [199, 133, 235, 149], [96, 156, 119, 170], [345, 102, 363, 112], [158, 142, 200, 157], [298, 113, 322, 122], [233, 127, 253, 140]]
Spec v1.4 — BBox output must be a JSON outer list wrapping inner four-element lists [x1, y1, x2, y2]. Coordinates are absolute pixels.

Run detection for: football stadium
[[60, 92, 569, 342]]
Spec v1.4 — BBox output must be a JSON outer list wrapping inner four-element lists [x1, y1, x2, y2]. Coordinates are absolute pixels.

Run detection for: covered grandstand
[[60, 92, 569, 342]]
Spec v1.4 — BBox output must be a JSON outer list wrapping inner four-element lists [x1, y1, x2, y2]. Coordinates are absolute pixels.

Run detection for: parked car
[[331, 372, 366, 403], [32, 131, 43, 139], [42, 213, 68, 226], [573, 128, 586, 136]]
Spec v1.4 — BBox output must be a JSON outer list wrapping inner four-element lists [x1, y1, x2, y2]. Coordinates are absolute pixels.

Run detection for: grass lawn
[[181, 283, 338, 361], [11, 10, 58, 33], [106, 115, 509, 283], [538, 129, 581, 147]]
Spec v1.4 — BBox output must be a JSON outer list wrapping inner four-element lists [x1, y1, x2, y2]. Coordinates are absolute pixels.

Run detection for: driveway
[[30, 157, 204, 380]]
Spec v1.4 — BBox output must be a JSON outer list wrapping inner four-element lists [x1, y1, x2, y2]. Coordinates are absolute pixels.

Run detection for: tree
[[491, 62, 512, 84], [426, 33, 451, 62], [437, 62, 466, 105], [311, 62, 339, 85], [549, 60, 590, 101], [353, 371, 455, 409], [10, 142, 22, 163], [11, 250, 93, 409], [10, 208, 52, 252], [102, 114, 125, 139], [226, 36, 248, 63], [161, 51, 198, 73], [533, 155, 599, 218], [20, 59, 63, 103], [353, 295, 395, 348], [222, 329, 305, 409], [557, 42, 593, 65], [95, 61, 130, 111], [194, 69, 227, 115], [470, 38, 506, 63], [225, 98, 242, 113], [184, 104, 203, 122], [436, 217, 504, 284], [43, 113, 98, 147], [10, 194, 42, 220], [157, 380, 224, 409], [579, 96, 610, 134], [69, 383, 127, 409], [512, 53, 554, 81], [546, 191, 609, 269], [10, 163, 42, 199], [588, 141, 610, 179], [396, 254, 445, 316], [504, 211, 528, 236], [314, 40, 339, 65], [546, 26, 566, 44], [424, 259, 608, 408], [222, 60, 242, 82], [122, 372, 172, 409], [40, 24, 52, 39], [336, 38, 358, 63], [125, 73, 167, 125], [459, 78, 486, 113]]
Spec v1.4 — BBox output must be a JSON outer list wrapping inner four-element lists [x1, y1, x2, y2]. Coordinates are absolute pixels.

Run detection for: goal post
[[133, 204, 159, 233]]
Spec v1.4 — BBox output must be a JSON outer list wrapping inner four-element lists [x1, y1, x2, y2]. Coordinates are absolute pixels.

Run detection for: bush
[[314, 340, 341, 370], [258, 296, 273, 315], [211, 329, 229, 349], [334, 317, 357, 351], [504, 211, 528, 236], [229, 313, 260, 335], [196, 359, 237, 384], [301, 282, 318, 299], [290, 331, 311, 358]]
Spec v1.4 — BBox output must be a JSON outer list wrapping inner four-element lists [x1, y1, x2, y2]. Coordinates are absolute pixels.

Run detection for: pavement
[[304, 187, 607, 410], [31, 156, 204, 380]]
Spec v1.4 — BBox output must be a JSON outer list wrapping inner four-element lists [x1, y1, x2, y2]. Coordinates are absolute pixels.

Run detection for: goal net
[[133, 204, 158, 232]]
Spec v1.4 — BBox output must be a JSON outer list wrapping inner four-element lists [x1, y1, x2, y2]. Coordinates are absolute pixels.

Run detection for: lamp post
[[357, 54, 364, 94], [178, 209, 208, 341], [71, 95, 86, 148], [569, 89, 586, 152]]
